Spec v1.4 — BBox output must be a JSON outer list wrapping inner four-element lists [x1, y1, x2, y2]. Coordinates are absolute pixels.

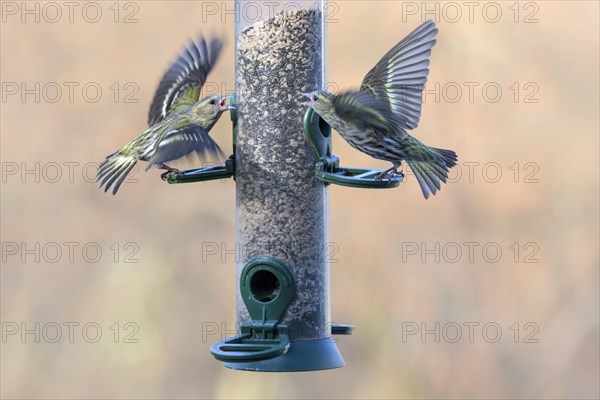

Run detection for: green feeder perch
[[303, 107, 404, 189]]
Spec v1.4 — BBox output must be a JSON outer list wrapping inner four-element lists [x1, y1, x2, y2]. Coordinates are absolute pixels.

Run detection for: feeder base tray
[[223, 337, 344, 372]]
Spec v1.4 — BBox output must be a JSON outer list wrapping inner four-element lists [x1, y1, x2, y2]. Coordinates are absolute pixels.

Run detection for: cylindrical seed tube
[[234, 1, 339, 368]]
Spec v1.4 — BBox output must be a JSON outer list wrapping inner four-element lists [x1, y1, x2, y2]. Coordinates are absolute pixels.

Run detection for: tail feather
[[96, 152, 138, 195], [408, 161, 439, 199], [436, 147, 458, 168], [407, 146, 457, 199]]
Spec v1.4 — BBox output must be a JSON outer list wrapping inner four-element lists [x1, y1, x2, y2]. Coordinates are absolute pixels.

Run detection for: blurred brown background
[[1, 1, 598, 399]]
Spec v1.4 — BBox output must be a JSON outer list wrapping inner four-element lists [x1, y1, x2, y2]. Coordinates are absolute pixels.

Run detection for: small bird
[[305, 20, 457, 199], [97, 35, 232, 195]]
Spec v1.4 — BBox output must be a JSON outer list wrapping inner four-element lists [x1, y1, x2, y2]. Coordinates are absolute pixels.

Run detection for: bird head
[[302, 91, 334, 116], [194, 94, 234, 128], [199, 94, 234, 113]]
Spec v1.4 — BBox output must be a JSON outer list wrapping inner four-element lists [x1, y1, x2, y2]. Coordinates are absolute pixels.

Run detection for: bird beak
[[220, 96, 235, 110], [300, 92, 312, 107]]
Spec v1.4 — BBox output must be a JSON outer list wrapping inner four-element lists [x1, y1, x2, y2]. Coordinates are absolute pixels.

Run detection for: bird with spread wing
[[97, 35, 232, 195], [305, 20, 457, 199]]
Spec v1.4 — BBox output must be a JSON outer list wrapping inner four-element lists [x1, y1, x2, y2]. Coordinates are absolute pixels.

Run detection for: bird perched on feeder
[[305, 20, 457, 199], [97, 35, 232, 195]]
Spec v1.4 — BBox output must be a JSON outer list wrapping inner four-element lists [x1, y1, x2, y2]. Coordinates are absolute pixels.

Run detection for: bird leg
[[375, 163, 402, 182], [159, 164, 180, 181]]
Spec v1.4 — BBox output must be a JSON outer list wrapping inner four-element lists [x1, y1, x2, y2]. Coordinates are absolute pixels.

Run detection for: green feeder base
[[211, 257, 351, 372], [223, 337, 345, 372]]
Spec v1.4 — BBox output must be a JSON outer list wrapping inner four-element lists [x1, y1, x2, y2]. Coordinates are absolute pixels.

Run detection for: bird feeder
[[166, 0, 402, 372]]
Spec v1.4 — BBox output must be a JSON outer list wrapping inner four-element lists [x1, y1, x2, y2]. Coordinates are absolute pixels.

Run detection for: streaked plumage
[[306, 20, 457, 199], [97, 36, 232, 195]]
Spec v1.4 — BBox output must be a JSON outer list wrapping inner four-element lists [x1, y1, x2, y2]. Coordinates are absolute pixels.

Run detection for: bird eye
[[313, 95, 318, 101], [209, 99, 216, 105]]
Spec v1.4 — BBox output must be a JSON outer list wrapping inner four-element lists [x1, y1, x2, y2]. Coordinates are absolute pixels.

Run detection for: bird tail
[[96, 151, 138, 195], [405, 139, 457, 199]]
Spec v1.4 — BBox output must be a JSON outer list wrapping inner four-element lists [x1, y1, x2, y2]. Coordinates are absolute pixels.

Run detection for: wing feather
[[148, 36, 223, 126], [146, 124, 223, 169], [332, 91, 405, 137], [360, 20, 438, 130]]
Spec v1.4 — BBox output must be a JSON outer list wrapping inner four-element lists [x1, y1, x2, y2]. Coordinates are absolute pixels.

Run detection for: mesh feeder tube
[[220, 1, 345, 371]]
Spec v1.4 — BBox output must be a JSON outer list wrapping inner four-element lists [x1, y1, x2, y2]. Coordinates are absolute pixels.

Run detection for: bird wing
[[332, 91, 404, 135], [360, 20, 437, 130], [146, 124, 223, 168], [147, 36, 223, 126]]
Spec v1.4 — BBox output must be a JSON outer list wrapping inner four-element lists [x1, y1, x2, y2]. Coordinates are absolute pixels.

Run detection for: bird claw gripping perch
[[375, 167, 405, 182], [160, 167, 182, 181], [303, 108, 404, 189]]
